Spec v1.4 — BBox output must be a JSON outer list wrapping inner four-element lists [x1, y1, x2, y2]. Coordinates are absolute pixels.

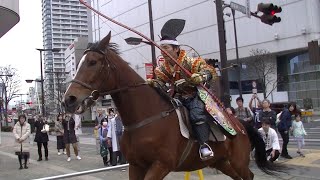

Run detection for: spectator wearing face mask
[[99, 118, 110, 166], [13, 114, 31, 169], [94, 109, 105, 154]]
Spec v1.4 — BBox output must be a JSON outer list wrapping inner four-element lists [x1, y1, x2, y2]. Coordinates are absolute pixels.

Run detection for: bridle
[[69, 48, 175, 132], [70, 48, 147, 100]]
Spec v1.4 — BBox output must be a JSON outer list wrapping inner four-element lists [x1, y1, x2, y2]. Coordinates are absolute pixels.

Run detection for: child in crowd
[[292, 113, 307, 157]]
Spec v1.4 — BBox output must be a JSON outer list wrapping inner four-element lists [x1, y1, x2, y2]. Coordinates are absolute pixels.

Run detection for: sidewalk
[[1, 132, 320, 180]]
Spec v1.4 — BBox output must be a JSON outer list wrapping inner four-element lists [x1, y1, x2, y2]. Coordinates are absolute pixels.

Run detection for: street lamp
[[125, 37, 152, 46], [12, 93, 29, 113], [125, 37, 157, 78], [125, 0, 157, 78], [25, 79, 43, 116], [35, 48, 60, 118]]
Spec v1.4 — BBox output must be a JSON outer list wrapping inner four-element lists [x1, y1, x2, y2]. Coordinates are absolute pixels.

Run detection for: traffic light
[[206, 58, 219, 68], [257, 3, 282, 25], [26, 102, 32, 105]]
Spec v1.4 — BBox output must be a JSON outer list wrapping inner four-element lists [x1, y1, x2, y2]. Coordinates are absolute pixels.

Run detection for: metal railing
[[34, 164, 129, 180]]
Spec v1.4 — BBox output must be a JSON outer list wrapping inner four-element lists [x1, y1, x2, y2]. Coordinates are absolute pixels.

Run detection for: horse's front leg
[[129, 164, 147, 180], [143, 161, 170, 180]]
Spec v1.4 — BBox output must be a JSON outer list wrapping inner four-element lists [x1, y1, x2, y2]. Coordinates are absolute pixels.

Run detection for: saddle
[[172, 99, 226, 142]]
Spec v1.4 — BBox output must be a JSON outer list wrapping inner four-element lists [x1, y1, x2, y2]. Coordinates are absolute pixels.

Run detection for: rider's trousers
[[180, 94, 211, 145]]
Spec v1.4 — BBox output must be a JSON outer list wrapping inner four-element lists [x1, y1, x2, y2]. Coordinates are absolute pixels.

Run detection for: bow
[[78, 0, 225, 109]]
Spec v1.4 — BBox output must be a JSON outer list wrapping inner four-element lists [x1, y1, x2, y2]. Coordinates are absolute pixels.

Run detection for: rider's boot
[[193, 122, 213, 159]]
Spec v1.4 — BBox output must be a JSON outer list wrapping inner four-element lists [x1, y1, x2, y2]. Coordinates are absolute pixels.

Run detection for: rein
[[71, 48, 148, 96], [71, 49, 171, 132], [124, 108, 176, 132]]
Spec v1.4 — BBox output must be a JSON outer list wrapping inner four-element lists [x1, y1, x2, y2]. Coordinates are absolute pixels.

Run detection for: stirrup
[[198, 143, 214, 161]]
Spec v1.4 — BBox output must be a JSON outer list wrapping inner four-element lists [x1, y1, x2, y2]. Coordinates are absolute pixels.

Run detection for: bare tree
[[0, 65, 21, 123], [243, 49, 282, 99]]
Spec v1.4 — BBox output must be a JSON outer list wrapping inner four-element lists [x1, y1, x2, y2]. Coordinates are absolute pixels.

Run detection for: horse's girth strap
[[124, 108, 175, 132], [177, 139, 194, 168]]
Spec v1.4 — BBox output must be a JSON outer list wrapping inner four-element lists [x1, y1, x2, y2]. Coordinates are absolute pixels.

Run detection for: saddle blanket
[[176, 109, 226, 142]]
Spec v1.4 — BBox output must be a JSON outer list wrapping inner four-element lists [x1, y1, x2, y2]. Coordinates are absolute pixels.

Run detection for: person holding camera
[[34, 115, 49, 161], [249, 94, 263, 128], [259, 99, 277, 130]]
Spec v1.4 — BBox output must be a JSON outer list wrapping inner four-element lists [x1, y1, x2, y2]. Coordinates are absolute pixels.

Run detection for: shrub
[[1, 126, 13, 132]]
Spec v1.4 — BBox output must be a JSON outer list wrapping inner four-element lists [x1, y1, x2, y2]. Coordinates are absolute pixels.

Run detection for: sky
[[0, 1, 43, 99]]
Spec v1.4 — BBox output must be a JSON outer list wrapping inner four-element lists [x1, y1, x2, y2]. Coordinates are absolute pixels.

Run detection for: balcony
[[0, 0, 20, 38]]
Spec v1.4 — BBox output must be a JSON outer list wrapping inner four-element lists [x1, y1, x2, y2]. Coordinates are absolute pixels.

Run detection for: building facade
[[64, 37, 89, 84], [91, 0, 320, 109], [41, 0, 92, 115]]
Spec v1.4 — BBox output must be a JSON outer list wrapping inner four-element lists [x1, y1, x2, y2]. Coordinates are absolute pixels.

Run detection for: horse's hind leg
[[143, 161, 170, 180], [213, 160, 242, 180], [129, 164, 147, 180], [234, 166, 254, 180]]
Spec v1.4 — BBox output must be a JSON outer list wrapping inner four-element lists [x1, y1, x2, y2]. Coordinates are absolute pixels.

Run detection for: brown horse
[[63, 32, 285, 180]]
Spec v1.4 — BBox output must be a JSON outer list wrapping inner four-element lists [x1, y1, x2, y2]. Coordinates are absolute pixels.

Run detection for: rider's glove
[[146, 79, 156, 87], [174, 79, 187, 88], [190, 73, 204, 85]]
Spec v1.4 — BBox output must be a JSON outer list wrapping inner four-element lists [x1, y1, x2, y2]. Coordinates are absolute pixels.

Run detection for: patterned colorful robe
[[154, 50, 217, 94]]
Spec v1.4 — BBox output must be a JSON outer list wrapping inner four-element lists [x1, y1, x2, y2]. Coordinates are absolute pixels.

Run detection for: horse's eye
[[89, 60, 97, 66]]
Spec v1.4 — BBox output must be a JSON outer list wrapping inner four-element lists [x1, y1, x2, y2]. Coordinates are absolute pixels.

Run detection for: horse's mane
[[87, 41, 120, 55]]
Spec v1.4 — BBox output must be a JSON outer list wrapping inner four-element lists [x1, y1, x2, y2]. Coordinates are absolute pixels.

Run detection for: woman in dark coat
[[34, 115, 49, 161], [63, 113, 81, 162], [277, 102, 299, 159]]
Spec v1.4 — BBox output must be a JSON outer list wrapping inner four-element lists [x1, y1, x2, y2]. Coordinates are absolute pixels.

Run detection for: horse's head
[[63, 32, 118, 113]]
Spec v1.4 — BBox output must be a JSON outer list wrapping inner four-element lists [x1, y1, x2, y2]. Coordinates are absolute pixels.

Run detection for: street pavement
[[0, 120, 320, 180]]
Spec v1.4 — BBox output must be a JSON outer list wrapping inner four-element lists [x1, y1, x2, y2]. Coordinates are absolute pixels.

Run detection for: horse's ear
[[98, 31, 111, 50]]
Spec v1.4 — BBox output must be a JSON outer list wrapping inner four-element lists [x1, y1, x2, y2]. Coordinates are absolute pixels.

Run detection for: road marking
[[283, 152, 320, 168], [282, 149, 320, 168]]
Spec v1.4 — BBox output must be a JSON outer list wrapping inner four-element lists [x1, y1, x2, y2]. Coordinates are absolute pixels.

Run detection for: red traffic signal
[[257, 3, 282, 25]]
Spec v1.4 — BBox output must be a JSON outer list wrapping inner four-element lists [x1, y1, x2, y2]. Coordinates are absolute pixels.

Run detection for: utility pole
[[148, 0, 157, 77], [56, 72, 62, 113], [39, 50, 45, 117], [215, 0, 230, 107], [231, 9, 242, 97]]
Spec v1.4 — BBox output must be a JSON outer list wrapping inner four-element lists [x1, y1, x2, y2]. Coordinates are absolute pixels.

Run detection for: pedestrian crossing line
[[283, 149, 320, 168]]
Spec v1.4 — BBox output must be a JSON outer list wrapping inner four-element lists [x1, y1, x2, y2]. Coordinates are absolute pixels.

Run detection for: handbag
[[100, 141, 108, 157], [41, 124, 50, 133]]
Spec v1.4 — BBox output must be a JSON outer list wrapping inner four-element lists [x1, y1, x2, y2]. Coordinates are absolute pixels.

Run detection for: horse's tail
[[241, 121, 288, 175]]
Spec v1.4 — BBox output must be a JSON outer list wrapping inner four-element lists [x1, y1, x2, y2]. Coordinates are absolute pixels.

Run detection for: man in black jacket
[[259, 99, 277, 130]]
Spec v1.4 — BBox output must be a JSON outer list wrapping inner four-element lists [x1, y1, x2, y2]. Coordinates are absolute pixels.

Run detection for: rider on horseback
[[147, 19, 217, 159]]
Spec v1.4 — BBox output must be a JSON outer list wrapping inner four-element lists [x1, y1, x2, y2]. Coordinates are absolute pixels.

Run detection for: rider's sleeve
[[190, 57, 217, 82], [154, 65, 170, 83]]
